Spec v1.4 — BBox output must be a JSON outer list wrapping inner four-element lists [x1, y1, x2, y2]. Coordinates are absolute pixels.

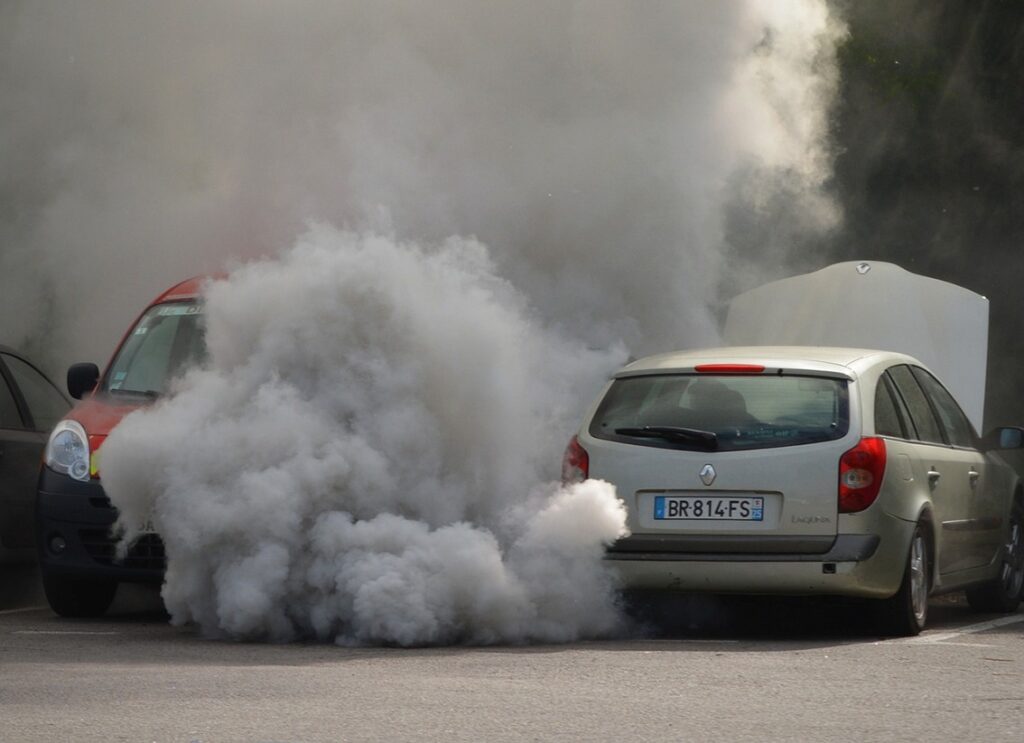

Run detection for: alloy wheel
[[910, 532, 928, 625], [1000, 515, 1024, 599]]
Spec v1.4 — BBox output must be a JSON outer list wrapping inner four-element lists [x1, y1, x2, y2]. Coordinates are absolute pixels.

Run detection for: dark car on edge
[[1, 346, 71, 565]]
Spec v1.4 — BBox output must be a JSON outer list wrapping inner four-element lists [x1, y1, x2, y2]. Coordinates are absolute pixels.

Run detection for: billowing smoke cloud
[[101, 229, 629, 643], [3, 2, 847, 643], [1, 1, 844, 370]]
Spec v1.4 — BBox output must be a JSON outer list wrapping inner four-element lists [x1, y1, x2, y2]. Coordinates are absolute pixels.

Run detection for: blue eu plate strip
[[654, 496, 666, 520]]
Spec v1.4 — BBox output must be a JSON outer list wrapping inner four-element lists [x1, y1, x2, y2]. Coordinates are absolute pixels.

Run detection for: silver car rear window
[[589, 374, 850, 451]]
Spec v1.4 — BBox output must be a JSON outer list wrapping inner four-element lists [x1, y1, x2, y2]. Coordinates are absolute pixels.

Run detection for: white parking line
[[902, 614, 1024, 644], [918, 641, 996, 648], [0, 606, 46, 616], [12, 630, 120, 636]]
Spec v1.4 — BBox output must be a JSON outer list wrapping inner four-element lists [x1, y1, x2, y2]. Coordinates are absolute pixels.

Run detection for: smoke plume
[[2, 2, 847, 643], [101, 229, 629, 643], [2, 0, 844, 368]]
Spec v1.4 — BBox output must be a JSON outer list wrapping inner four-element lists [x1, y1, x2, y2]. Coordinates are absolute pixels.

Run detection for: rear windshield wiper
[[107, 388, 160, 399], [614, 426, 718, 450]]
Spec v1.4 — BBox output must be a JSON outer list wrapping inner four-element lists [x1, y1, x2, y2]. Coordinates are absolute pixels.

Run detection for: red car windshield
[[103, 302, 207, 397]]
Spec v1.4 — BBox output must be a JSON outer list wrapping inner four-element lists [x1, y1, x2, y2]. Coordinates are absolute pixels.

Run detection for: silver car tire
[[966, 501, 1024, 613], [875, 523, 930, 637]]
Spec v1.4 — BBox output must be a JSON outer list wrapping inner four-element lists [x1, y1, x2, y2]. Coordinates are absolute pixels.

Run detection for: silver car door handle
[[968, 469, 980, 488], [927, 469, 941, 485]]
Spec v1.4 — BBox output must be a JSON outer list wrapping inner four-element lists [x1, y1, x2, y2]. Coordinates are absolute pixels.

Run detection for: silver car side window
[[887, 365, 946, 445], [874, 374, 908, 438], [910, 366, 977, 448]]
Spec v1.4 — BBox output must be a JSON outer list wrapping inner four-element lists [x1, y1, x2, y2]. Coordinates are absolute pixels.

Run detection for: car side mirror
[[67, 363, 100, 400], [983, 426, 1024, 451]]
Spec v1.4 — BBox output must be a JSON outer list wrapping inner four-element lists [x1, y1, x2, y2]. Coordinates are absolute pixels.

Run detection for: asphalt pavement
[[2, 567, 1022, 742]]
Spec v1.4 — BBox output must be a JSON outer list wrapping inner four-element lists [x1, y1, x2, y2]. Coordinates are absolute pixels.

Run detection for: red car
[[36, 277, 207, 616]]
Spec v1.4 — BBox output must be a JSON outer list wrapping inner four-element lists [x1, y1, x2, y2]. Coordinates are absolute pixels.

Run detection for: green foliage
[[836, 34, 945, 108], [827, 0, 1024, 426]]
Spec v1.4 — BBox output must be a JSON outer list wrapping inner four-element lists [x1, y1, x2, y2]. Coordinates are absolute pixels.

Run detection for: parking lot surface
[[2, 570, 1022, 742]]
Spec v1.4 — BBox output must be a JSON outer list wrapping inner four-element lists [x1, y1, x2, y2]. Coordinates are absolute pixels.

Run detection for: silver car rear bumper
[[605, 522, 915, 599]]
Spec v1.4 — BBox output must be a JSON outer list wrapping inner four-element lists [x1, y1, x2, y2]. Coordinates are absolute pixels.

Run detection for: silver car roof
[[615, 346, 922, 380]]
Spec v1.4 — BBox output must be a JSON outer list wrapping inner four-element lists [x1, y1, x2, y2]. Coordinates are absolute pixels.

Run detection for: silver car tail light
[[838, 436, 887, 513]]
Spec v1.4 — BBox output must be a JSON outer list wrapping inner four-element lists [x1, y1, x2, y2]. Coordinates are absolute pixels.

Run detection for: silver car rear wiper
[[614, 426, 718, 450]]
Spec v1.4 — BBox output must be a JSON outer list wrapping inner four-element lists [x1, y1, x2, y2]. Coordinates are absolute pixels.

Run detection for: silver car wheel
[[1000, 515, 1024, 598], [965, 504, 1024, 613], [910, 532, 928, 625]]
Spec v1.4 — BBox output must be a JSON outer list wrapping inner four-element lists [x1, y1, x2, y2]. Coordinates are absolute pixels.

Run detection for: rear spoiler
[[616, 365, 854, 381]]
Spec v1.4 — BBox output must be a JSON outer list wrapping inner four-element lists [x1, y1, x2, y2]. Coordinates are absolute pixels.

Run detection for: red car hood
[[66, 395, 148, 466]]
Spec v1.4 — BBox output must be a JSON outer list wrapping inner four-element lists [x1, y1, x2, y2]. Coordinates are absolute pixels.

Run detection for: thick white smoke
[[4, 2, 848, 643], [1, 1, 845, 369], [101, 228, 629, 644]]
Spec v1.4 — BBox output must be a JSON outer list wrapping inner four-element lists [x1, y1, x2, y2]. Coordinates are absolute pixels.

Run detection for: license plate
[[654, 495, 764, 521]]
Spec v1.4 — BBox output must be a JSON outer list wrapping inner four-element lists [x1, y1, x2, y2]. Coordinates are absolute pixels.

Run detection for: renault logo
[[699, 464, 716, 486]]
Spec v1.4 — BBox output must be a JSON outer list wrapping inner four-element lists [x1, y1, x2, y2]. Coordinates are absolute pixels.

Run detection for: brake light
[[838, 437, 886, 513], [562, 435, 589, 484], [694, 364, 766, 374]]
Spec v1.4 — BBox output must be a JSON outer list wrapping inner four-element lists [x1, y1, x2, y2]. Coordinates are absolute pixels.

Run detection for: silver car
[[565, 346, 1024, 635]]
